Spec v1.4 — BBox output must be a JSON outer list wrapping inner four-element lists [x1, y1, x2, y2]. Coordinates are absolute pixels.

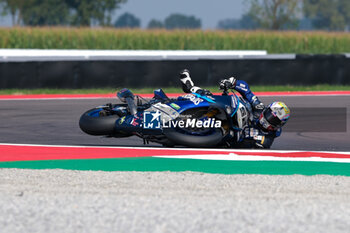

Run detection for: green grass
[[1, 158, 350, 176], [0, 85, 350, 95], [1, 28, 350, 53]]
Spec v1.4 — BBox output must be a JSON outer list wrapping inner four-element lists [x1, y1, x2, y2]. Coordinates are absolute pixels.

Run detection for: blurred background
[[0, 0, 349, 31]]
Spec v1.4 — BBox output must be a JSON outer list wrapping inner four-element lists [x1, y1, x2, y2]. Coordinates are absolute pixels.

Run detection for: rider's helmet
[[258, 102, 290, 131]]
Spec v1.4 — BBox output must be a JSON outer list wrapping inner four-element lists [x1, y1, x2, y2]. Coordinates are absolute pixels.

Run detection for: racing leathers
[[179, 69, 281, 149]]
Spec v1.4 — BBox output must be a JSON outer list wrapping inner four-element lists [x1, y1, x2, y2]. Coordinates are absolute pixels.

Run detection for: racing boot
[[179, 69, 194, 93], [179, 69, 211, 95]]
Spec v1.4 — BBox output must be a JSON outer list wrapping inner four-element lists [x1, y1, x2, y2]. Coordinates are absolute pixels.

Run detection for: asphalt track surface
[[1, 96, 350, 233], [0, 95, 349, 151]]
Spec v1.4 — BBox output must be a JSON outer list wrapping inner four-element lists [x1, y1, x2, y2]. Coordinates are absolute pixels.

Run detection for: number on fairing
[[182, 94, 203, 105]]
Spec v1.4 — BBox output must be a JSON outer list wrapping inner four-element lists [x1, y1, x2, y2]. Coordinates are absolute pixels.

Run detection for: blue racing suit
[[229, 80, 281, 149], [182, 79, 281, 149]]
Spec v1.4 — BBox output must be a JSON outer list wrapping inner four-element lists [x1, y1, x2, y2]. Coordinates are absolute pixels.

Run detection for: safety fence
[[0, 50, 349, 88]]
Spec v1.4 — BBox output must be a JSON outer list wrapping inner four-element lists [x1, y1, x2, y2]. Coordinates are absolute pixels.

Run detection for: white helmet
[[259, 102, 290, 131]]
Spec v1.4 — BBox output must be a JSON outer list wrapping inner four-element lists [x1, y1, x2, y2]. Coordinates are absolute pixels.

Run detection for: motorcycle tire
[[163, 128, 223, 147], [162, 107, 223, 147], [79, 108, 123, 136]]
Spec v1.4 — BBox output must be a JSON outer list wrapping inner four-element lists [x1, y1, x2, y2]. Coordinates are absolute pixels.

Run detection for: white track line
[[156, 154, 350, 163]]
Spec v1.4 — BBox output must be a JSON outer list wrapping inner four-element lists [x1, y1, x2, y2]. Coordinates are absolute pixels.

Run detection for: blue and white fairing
[[175, 92, 239, 115], [174, 93, 212, 113], [114, 90, 246, 134], [175, 92, 251, 131]]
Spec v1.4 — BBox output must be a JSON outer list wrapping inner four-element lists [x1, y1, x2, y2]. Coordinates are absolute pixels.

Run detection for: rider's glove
[[253, 102, 265, 111], [252, 101, 265, 119], [244, 127, 260, 139], [219, 77, 237, 90], [179, 69, 194, 93]]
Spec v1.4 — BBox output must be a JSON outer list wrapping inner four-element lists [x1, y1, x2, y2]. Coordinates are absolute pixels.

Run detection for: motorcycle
[[79, 85, 253, 147]]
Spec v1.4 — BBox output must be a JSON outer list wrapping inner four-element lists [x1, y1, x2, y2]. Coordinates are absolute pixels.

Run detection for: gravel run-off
[[0, 169, 350, 233]]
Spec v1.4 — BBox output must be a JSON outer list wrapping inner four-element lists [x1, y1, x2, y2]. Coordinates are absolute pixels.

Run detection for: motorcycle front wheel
[[79, 106, 130, 137], [163, 107, 223, 147]]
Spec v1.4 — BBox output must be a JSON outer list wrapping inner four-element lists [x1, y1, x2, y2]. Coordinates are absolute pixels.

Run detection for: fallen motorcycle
[[79, 85, 252, 147]]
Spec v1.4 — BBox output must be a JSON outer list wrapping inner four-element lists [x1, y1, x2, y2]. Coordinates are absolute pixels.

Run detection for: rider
[[179, 69, 290, 149]]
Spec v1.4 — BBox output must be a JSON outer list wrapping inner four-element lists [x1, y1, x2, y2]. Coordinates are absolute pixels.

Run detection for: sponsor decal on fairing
[[181, 94, 204, 105]]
